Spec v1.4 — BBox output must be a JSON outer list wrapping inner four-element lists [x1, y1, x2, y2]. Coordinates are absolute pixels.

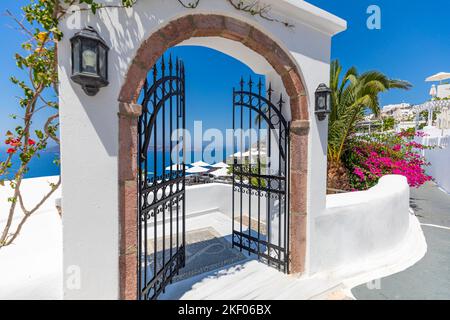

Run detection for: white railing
[[418, 131, 450, 193]]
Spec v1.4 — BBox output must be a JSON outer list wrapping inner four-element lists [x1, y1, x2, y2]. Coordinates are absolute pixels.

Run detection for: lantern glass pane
[[318, 95, 326, 111], [99, 45, 107, 79], [327, 92, 332, 111], [72, 39, 80, 74], [81, 39, 98, 74]]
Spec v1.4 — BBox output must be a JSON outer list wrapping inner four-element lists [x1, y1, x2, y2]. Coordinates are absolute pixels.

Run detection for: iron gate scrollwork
[[137, 56, 186, 300], [232, 77, 290, 273]]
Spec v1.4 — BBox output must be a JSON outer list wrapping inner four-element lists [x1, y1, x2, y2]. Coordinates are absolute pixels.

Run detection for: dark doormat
[[148, 227, 247, 283]]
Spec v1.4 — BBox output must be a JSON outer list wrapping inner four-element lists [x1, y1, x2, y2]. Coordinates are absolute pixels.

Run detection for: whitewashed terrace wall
[[312, 175, 411, 274], [185, 183, 267, 221]]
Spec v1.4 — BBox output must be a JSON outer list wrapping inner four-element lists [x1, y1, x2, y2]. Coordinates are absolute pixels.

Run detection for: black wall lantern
[[70, 26, 109, 96], [315, 83, 332, 121]]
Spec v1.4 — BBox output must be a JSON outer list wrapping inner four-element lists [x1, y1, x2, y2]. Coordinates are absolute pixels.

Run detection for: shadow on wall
[[60, 8, 160, 157], [409, 196, 424, 216]]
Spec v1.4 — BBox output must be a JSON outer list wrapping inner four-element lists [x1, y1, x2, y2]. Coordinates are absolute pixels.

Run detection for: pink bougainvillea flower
[[407, 141, 425, 150], [347, 132, 432, 190], [28, 138, 36, 146], [415, 131, 428, 138], [6, 148, 16, 154], [354, 167, 366, 181]]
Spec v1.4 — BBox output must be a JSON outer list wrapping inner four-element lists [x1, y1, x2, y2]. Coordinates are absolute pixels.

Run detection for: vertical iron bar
[[232, 88, 235, 248], [153, 63, 158, 293], [286, 123, 291, 274], [143, 79, 149, 186], [182, 62, 186, 268], [277, 94, 283, 271], [169, 55, 173, 271], [137, 101, 142, 300], [176, 58, 179, 259], [267, 83, 272, 263], [143, 78, 150, 295], [239, 77, 244, 252], [257, 78, 262, 259], [161, 56, 166, 286], [144, 71, 153, 293], [248, 76, 252, 256], [283, 124, 288, 272]]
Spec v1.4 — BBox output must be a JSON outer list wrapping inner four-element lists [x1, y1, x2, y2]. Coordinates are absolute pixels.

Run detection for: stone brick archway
[[118, 14, 309, 300]]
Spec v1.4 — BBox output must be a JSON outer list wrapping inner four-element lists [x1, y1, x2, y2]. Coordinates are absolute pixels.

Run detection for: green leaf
[[8, 196, 17, 203], [35, 130, 44, 139]]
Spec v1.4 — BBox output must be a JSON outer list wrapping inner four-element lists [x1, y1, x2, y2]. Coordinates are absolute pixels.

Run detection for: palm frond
[[327, 61, 412, 164]]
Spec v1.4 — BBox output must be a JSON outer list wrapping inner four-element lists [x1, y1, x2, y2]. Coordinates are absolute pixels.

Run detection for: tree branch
[[5, 177, 61, 246], [44, 114, 60, 145]]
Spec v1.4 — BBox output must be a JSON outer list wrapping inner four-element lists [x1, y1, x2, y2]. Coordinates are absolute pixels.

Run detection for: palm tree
[[328, 60, 411, 164]]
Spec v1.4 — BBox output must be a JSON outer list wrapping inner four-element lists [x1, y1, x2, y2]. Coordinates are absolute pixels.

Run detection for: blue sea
[[0, 148, 232, 180], [0, 150, 60, 180], [145, 149, 230, 176]]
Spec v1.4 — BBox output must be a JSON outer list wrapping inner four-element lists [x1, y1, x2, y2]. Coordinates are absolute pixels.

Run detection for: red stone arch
[[118, 14, 309, 300]]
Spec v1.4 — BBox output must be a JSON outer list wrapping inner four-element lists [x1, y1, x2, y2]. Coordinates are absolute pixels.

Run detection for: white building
[[381, 103, 414, 121], [437, 84, 450, 99]]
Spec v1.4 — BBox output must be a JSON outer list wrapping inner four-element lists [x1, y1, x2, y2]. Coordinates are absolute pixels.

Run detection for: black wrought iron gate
[[232, 77, 290, 273], [137, 56, 186, 300]]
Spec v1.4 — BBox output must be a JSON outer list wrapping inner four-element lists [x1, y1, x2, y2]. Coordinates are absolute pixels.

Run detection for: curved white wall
[[311, 175, 411, 274], [185, 183, 267, 222]]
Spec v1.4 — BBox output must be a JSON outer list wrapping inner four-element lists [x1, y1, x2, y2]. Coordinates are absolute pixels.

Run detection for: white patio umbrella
[[165, 163, 184, 171], [210, 167, 231, 177], [190, 160, 210, 167], [211, 162, 228, 168], [186, 166, 209, 174], [232, 150, 266, 158], [426, 72, 450, 84]]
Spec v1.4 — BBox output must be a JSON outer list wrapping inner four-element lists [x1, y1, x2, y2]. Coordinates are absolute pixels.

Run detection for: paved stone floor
[[148, 227, 246, 283], [352, 182, 450, 300], [159, 211, 345, 300]]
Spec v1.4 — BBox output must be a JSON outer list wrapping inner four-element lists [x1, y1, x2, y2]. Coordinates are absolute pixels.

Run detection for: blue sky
[[0, 0, 449, 144], [308, 0, 450, 106]]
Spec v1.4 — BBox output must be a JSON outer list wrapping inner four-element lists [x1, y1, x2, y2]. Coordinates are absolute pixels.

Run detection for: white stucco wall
[[437, 84, 450, 99], [419, 132, 450, 193], [58, 0, 346, 299], [311, 175, 411, 274], [185, 183, 267, 221]]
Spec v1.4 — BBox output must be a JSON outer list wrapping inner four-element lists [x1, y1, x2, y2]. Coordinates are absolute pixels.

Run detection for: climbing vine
[[178, 0, 294, 27], [0, 0, 291, 248]]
